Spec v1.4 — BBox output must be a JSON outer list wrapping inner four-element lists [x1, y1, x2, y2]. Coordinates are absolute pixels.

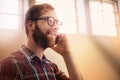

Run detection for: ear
[[28, 20, 35, 31]]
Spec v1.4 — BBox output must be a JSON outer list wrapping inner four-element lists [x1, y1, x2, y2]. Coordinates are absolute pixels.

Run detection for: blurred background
[[0, 0, 120, 80]]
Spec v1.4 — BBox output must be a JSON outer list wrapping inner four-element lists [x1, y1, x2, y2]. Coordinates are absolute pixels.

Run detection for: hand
[[51, 34, 70, 56]]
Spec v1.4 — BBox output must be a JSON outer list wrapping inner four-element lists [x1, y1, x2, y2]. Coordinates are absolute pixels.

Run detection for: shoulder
[[0, 51, 25, 71], [0, 52, 24, 79], [0, 54, 17, 77], [0, 56, 14, 71], [0, 51, 24, 67]]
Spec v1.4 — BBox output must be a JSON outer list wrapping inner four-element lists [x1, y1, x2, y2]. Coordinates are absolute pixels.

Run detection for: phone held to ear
[[55, 35, 60, 44], [54, 34, 64, 47]]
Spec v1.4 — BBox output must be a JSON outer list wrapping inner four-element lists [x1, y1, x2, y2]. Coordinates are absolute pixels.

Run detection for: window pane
[[0, 0, 20, 29], [0, 0, 19, 14], [89, 1, 117, 36], [0, 14, 19, 29]]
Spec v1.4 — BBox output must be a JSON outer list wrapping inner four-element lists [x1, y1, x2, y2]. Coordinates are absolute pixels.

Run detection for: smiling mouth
[[47, 30, 58, 37]]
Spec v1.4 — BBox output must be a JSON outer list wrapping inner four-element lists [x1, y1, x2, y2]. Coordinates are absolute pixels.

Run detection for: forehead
[[42, 10, 57, 19]]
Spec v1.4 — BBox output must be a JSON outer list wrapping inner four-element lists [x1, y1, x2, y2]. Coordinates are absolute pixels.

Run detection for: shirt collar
[[19, 45, 48, 63]]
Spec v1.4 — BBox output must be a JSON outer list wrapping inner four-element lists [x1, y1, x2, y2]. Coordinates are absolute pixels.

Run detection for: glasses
[[31, 16, 62, 27]]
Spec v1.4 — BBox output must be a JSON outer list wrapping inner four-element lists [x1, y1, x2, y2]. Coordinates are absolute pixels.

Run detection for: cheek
[[38, 24, 50, 34]]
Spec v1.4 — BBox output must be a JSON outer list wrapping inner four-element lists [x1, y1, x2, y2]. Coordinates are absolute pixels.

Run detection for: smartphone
[[55, 35, 60, 45]]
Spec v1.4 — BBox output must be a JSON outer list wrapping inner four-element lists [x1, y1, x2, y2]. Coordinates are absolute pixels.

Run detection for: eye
[[48, 17, 55, 25]]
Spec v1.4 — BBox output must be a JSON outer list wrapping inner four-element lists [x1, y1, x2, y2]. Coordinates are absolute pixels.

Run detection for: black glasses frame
[[31, 16, 62, 26]]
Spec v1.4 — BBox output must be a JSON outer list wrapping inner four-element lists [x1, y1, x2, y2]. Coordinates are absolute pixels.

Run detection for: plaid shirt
[[0, 45, 70, 80]]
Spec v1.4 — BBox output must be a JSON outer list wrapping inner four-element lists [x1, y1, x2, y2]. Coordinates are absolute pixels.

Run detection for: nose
[[52, 22, 59, 31]]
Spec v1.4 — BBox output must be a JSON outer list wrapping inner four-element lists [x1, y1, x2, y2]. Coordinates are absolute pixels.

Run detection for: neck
[[26, 37, 45, 60]]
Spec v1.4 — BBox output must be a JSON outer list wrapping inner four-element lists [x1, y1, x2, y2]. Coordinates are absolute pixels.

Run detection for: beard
[[32, 24, 50, 49]]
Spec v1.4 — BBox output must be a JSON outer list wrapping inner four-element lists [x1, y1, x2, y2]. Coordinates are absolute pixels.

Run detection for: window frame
[[87, 0, 120, 36], [0, 0, 27, 29]]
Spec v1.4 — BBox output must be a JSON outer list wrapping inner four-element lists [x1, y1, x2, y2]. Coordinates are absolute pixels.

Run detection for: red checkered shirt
[[0, 45, 70, 80]]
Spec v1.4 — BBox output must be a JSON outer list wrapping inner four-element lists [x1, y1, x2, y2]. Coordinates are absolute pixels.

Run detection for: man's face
[[32, 10, 59, 49]]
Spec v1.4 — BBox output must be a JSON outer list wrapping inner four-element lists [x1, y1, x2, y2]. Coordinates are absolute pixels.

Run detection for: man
[[0, 3, 81, 80]]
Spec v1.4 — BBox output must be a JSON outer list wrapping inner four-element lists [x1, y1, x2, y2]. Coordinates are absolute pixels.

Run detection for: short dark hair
[[25, 3, 54, 35]]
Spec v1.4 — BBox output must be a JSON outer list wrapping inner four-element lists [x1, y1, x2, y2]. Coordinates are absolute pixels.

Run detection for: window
[[0, 0, 26, 29], [89, 0, 119, 36]]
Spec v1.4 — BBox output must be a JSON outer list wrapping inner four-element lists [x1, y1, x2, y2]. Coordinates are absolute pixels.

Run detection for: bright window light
[[0, 14, 19, 29], [0, 0, 19, 29], [89, 1, 118, 36]]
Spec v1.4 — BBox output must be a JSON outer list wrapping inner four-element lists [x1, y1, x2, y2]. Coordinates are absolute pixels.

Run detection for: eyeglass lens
[[47, 17, 55, 26]]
